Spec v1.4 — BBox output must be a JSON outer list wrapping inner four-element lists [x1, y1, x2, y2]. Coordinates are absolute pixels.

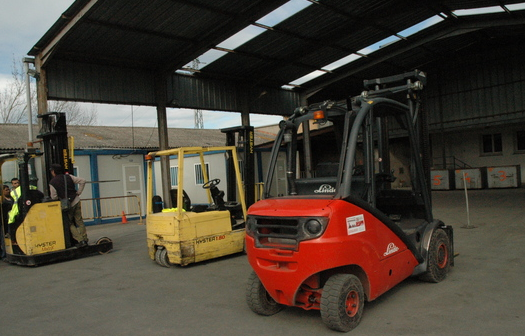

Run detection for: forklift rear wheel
[[96, 237, 112, 254], [321, 274, 364, 332], [419, 228, 451, 283], [155, 247, 171, 268], [246, 271, 284, 316]]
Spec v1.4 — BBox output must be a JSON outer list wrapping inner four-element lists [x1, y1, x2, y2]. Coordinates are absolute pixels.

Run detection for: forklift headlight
[[301, 217, 328, 240], [246, 216, 256, 237], [305, 219, 322, 235]]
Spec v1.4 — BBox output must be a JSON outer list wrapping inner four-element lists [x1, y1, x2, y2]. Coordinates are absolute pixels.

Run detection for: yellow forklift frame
[[145, 146, 247, 267]]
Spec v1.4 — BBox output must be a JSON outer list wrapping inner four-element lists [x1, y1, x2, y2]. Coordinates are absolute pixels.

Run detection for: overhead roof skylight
[[507, 2, 525, 11], [453, 6, 505, 16], [322, 54, 362, 71], [397, 15, 444, 38], [285, 15, 444, 87], [216, 25, 266, 50], [183, 0, 312, 72], [182, 49, 227, 71], [357, 35, 402, 55], [289, 70, 327, 86], [258, 0, 311, 26], [183, 1, 525, 89]]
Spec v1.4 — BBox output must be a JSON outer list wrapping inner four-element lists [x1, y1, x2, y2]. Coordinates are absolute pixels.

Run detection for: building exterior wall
[[431, 124, 525, 183], [96, 153, 146, 214], [153, 151, 229, 206], [424, 42, 525, 184], [72, 155, 93, 199]]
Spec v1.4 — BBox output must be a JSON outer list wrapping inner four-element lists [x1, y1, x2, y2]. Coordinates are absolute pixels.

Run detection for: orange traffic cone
[[121, 211, 128, 224]]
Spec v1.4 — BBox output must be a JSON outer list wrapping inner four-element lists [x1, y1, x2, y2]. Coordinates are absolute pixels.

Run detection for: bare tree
[[48, 100, 98, 126], [0, 58, 98, 126], [0, 59, 27, 124]]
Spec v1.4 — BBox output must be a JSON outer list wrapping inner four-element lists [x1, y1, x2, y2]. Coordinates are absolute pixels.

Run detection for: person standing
[[7, 178, 21, 225], [1, 185, 13, 260], [3, 185, 13, 205], [49, 164, 88, 247], [10, 178, 20, 203]]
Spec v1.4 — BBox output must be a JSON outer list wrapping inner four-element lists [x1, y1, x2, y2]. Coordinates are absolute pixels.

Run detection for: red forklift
[[245, 71, 453, 332]]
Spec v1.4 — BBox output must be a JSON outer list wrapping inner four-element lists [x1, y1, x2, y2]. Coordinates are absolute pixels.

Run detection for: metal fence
[[80, 195, 143, 224]]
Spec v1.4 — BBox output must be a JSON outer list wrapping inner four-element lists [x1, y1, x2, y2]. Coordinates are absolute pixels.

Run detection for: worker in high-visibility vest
[[8, 178, 21, 224], [8, 178, 40, 225]]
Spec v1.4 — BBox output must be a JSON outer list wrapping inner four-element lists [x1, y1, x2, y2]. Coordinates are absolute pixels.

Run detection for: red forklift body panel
[[247, 198, 419, 306]]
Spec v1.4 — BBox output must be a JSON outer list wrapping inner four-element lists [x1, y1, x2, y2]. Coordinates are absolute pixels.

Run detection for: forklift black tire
[[419, 228, 451, 283], [155, 247, 171, 268], [96, 237, 112, 254], [246, 271, 284, 316], [321, 273, 364, 332]]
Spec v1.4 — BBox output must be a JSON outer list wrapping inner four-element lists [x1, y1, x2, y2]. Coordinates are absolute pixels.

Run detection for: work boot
[[76, 240, 88, 248]]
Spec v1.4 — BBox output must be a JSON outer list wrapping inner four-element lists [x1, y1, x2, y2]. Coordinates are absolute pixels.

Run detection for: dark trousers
[[67, 202, 88, 243]]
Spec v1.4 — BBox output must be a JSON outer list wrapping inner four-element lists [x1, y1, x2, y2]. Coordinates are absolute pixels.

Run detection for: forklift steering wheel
[[202, 178, 220, 189]]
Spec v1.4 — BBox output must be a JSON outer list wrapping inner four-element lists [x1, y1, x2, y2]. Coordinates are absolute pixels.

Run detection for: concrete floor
[[1, 189, 524, 335]]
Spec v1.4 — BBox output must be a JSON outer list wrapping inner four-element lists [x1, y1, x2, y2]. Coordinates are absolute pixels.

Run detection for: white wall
[[432, 125, 525, 183], [153, 151, 229, 206], [96, 154, 146, 213], [72, 155, 92, 199]]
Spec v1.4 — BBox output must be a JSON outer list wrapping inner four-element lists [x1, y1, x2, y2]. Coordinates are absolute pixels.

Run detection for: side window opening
[[194, 163, 210, 185]]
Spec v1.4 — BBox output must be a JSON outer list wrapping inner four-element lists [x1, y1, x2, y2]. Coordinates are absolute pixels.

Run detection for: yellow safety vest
[[8, 185, 38, 224], [8, 187, 21, 224]]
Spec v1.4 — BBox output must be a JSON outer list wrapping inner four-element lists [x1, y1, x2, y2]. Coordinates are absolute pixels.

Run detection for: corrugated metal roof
[[28, 0, 525, 110], [30, 0, 289, 70], [0, 124, 279, 151]]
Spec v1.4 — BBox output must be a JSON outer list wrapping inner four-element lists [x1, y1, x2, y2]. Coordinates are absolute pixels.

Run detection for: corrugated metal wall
[[426, 43, 525, 131], [47, 60, 156, 104], [46, 59, 300, 115], [167, 74, 301, 115]]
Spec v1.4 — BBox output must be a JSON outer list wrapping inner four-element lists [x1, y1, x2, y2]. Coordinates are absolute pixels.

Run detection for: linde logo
[[383, 243, 399, 256], [314, 184, 335, 193]]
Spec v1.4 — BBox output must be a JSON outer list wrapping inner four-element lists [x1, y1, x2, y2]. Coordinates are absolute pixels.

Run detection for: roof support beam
[[155, 74, 172, 208], [35, 56, 48, 117], [160, 0, 288, 75], [38, 0, 100, 67], [304, 14, 525, 95], [82, 18, 195, 45]]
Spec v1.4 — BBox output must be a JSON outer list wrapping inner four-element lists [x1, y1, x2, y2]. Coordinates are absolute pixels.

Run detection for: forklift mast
[[261, 70, 431, 218], [361, 70, 431, 205], [363, 70, 430, 181], [221, 125, 255, 207], [37, 112, 73, 189]]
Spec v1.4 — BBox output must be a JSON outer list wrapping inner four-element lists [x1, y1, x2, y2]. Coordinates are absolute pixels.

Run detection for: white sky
[[0, 0, 283, 129]]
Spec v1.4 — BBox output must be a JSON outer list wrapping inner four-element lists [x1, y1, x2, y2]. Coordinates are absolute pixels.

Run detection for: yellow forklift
[[145, 146, 247, 267], [1, 112, 112, 266]]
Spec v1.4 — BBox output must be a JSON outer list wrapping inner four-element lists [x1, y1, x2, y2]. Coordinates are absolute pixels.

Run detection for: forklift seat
[[316, 162, 339, 177], [170, 189, 192, 211], [225, 201, 243, 219]]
